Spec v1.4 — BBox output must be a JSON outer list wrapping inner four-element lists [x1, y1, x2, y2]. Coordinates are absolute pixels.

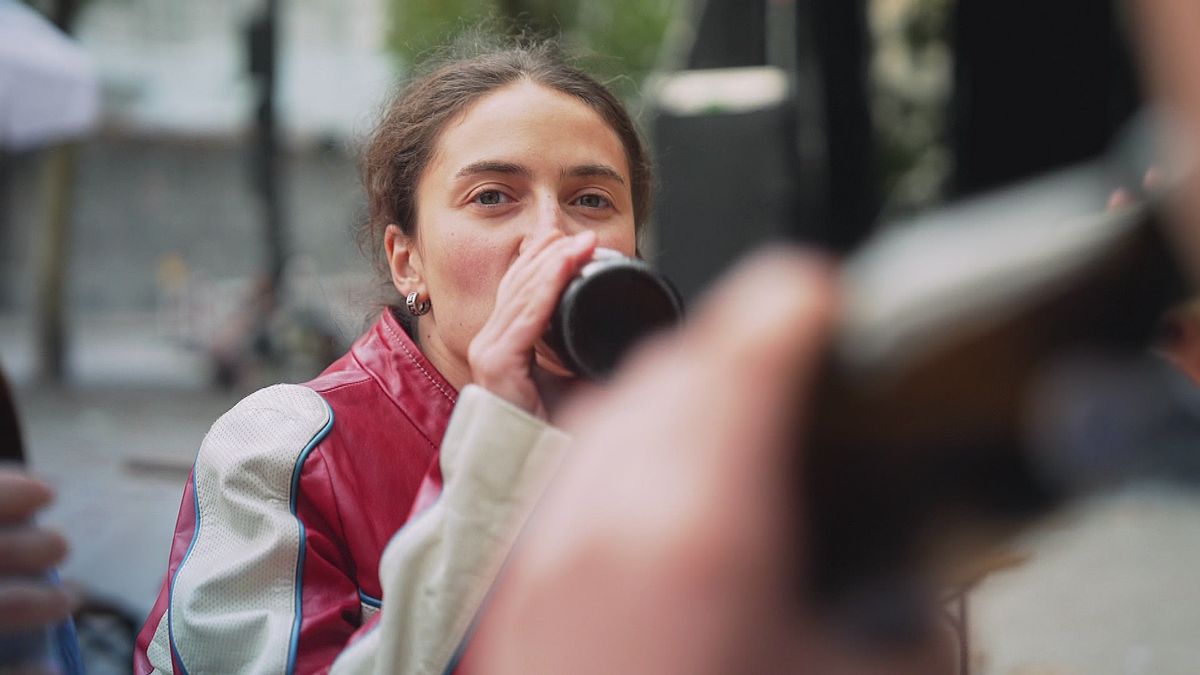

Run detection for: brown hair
[[359, 41, 653, 303]]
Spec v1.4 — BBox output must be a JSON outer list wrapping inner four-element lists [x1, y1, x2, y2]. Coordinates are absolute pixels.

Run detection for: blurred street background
[[3, 0, 1200, 673]]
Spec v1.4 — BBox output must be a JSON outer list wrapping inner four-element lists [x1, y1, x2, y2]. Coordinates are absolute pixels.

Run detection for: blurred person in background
[[134, 41, 652, 674]]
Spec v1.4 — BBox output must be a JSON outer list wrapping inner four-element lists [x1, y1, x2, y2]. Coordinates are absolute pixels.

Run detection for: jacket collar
[[350, 309, 458, 445]]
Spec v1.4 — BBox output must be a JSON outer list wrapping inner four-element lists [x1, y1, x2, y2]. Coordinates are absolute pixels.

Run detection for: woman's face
[[393, 80, 638, 387]]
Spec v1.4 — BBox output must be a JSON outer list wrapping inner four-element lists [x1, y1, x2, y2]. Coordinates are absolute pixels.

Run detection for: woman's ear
[[384, 224, 424, 296]]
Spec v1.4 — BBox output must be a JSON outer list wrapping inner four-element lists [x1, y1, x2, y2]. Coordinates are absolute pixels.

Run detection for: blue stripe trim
[[443, 608, 485, 675], [358, 588, 383, 608], [285, 399, 336, 675], [47, 570, 85, 675], [168, 468, 202, 675], [442, 632, 471, 675]]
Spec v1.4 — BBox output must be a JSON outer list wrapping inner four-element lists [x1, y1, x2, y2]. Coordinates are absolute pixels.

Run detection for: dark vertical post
[[33, 0, 84, 384], [249, 0, 287, 294], [814, 0, 876, 251], [34, 144, 77, 383], [0, 368, 25, 465], [791, 0, 878, 252]]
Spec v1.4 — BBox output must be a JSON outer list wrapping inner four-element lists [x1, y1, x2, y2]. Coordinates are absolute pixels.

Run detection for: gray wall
[[1, 136, 368, 313]]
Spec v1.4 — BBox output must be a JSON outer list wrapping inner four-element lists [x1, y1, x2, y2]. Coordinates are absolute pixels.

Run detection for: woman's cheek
[[442, 242, 514, 323], [597, 221, 638, 257], [432, 225, 502, 291], [455, 255, 493, 294]]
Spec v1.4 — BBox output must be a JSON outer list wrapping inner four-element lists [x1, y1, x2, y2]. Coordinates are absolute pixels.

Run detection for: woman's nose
[[517, 200, 569, 255], [518, 192, 581, 255], [532, 193, 572, 235]]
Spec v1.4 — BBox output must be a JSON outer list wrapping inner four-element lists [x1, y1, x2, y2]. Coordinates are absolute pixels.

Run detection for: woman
[[135, 42, 650, 674]]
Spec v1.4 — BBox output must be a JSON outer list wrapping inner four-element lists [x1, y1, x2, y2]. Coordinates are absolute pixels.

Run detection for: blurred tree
[[385, 0, 676, 98]]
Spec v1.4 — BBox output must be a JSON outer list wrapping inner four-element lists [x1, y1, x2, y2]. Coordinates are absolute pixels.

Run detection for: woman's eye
[[474, 190, 510, 206], [574, 193, 611, 209]]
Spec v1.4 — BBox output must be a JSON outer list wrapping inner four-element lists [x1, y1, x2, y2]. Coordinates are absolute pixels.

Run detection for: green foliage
[[568, 0, 675, 96], [386, 0, 497, 64], [385, 0, 676, 99]]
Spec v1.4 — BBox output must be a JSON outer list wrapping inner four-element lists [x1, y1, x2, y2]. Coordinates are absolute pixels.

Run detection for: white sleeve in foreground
[[331, 384, 570, 675]]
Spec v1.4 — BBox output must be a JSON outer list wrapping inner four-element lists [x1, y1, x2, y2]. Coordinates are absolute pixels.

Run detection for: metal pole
[[32, 0, 83, 384], [34, 143, 78, 384], [253, 0, 286, 292]]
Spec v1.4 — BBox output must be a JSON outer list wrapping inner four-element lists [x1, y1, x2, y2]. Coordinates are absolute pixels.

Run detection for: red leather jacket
[[135, 310, 457, 674]]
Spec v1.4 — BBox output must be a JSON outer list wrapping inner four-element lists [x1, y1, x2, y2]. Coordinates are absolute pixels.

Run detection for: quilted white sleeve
[[331, 384, 570, 675], [146, 384, 333, 675]]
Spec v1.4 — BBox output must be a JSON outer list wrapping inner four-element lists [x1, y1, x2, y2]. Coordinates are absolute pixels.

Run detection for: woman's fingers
[[0, 471, 73, 633], [497, 231, 595, 306], [0, 527, 68, 577], [0, 471, 54, 525], [0, 579, 75, 632], [475, 231, 594, 347], [470, 231, 597, 412], [517, 226, 566, 260], [495, 233, 596, 341]]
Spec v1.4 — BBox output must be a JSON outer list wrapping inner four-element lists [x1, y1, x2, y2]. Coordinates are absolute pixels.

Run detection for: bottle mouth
[[552, 253, 684, 380]]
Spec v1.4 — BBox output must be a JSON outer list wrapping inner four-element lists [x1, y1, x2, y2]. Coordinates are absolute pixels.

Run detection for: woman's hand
[[0, 469, 73, 633], [468, 229, 598, 415]]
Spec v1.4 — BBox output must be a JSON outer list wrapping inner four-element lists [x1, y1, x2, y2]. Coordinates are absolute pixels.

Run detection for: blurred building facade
[[1, 0, 400, 382], [79, 0, 393, 140]]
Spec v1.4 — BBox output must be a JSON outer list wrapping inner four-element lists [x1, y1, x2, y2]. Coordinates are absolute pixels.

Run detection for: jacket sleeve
[[136, 384, 358, 675], [330, 384, 570, 675]]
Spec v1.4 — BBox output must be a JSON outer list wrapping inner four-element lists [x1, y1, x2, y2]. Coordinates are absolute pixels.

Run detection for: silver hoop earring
[[405, 291, 430, 316]]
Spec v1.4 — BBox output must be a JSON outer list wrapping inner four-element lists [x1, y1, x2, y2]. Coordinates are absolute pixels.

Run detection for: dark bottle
[[544, 248, 684, 380], [801, 162, 1191, 607]]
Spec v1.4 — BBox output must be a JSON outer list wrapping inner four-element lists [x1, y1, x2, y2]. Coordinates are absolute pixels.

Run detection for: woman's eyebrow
[[455, 160, 532, 178], [564, 163, 626, 185]]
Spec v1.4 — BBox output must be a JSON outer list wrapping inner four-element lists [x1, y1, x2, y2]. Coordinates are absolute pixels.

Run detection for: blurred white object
[[649, 67, 789, 116], [0, 0, 99, 150]]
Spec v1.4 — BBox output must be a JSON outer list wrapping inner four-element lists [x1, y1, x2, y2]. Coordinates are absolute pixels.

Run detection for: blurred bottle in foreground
[[801, 133, 1193, 619]]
